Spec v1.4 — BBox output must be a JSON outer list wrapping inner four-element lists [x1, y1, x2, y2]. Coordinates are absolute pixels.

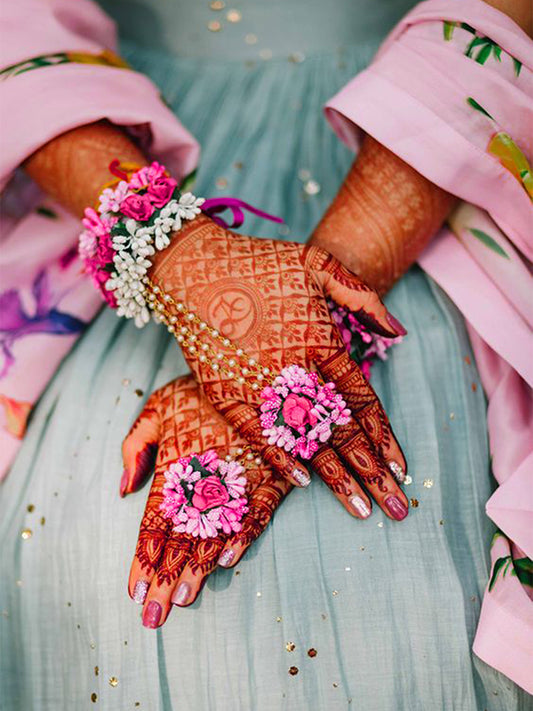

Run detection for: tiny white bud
[[236, 349, 243, 357], [249, 358, 256, 366]]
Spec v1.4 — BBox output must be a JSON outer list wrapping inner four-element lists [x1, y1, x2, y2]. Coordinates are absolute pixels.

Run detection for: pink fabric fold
[[0, 0, 199, 473], [325, 0, 533, 692]]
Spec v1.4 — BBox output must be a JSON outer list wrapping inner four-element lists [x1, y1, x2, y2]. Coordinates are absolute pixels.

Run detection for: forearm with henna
[[310, 136, 456, 295], [24, 120, 147, 218]]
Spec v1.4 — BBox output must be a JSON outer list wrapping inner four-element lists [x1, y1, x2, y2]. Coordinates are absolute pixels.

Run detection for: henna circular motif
[[199, 279, 266, 344]]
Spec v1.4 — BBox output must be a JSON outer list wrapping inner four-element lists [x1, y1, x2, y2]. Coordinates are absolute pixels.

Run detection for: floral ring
[[259, 365, 351, 459], [160, 450, 249, 539]]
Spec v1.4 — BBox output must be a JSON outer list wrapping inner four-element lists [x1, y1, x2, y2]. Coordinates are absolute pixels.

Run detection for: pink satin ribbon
[[202, 197, 283, 229]]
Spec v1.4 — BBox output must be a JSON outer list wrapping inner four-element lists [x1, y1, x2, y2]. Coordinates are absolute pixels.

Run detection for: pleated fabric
[[1, 4, 531, 709]]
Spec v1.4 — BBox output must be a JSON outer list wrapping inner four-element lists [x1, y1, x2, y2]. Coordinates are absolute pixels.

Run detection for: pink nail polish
[[218, 549, 235, 567], [120, 468, 129, 497], [386, 313, 407, 336], [142, 601, 162, 628], [385, 496, 408, 521], [132, 580, 149, 605], [172, 582, 191, 606], [293, 468, 310, 487], [349, 496, 371, 518], [388, 461, 405, 484]]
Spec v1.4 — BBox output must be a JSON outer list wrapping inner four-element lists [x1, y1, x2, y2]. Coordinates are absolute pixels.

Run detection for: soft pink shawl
[[0, 0, 199, 469], [325, 0, 533, 692]]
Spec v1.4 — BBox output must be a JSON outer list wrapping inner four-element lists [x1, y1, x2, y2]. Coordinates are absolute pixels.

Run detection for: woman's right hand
[[121, 375, 292, 629]]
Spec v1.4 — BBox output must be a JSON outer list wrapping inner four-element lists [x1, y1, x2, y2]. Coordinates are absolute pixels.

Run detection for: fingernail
[[386, 313, 407, 336], [172, 582, 191, 606], [132, 580, 149, 605], [120, 468, 129, 497], [350, 495, 371, 518], [385, 496, 408, 521], [293, 468, 310, 487], [218, 549, 235, 568], [142, 601, 162, 628], [388, 461, 405, 484]]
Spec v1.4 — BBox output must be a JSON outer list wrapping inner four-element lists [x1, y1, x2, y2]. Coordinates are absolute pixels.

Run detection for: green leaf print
[[36, 206, 58, 219], [443, 21, 456, 41], [476, 43, 493, 65], [489, 556, 511, 591], [468, 228, 510, 259], [466, 97, 494, 120], [514, 558, 533, 588], [513, 58, 522, 77]]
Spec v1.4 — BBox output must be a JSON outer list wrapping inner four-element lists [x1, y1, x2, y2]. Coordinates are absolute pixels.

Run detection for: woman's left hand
[[121, 374, 292, 628]]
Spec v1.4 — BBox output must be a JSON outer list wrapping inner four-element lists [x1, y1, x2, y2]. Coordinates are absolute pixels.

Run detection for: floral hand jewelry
[[160, 449, 259, 539], [78, 160, 204, 327]]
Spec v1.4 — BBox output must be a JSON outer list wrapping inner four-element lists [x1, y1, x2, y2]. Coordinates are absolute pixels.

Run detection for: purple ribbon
[[202, 197, 283, 229]]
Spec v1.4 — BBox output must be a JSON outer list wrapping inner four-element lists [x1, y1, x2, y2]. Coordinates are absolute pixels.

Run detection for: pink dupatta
[[325, 0, 533, 692]]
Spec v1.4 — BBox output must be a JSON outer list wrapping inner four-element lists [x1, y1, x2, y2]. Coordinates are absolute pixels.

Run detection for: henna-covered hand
[[150, 215, 410, 521], [121, 375, 291, 629]]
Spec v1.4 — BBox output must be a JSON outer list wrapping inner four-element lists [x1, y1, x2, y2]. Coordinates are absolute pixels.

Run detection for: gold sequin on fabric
[[423, 479, 434, 488], [40, 517, 46, 526], [94, 666, 99, 676], [208, 20, 222, 32], [210, 0, 225, 9], [245, 33, 258, 45], [91, 693, 98, 703], [226, 9, 242, 22], [410, 498, 419, 508], [21, 529, 32, 540], [332, 590, 339, 596], [285, 642, 295, 652], [109, 677, 119, 687], [377, 522, 384, 528], [27, 504, 35, 512], [307, 648, 317, 658], [288, 666, 299, 676], [404, 475, 413, 485]]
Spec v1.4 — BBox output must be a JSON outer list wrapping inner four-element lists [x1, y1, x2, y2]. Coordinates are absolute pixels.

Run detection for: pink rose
[[82, 208, 110, 237], [120, 193, 155, 221], [192, 476, 229, 512], [129, 162, 166, 190], [147, 175, 177, 208], [282, 394, 317, 429]]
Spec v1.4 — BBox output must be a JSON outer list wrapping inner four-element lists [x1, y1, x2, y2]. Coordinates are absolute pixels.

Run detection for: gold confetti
[[27, 504, 35, 513], [377, 522, 384, 528], [332, 590, 339, 596], [303, 179, 321, 195], [210, 0, 225, 9], [286, 642, 295, 652], [289, 52, 306, 63], [21, 529, 32, 540], [359, 546, 365, 551], [90, 642, 96, 649], [344, 566, 351, 571], [410, 498, 419, 508], [307, 648, 317, 658], [276, 616, 282, 623], [256, 592, 262, 597], [109, 677, 119, 687], [226, 9, 241, 22], [423, 479, 434, 488], [404, 475, 413, 485], [207, 20, 222, 31], [321, 613, 327, 620], [134, 389, 144, 397], [40, 517, 46, 526], [288, 666, 299, 676], [333, 683, 339, 688], [67, 602, 72, 607], [94, 666, 99, 676], [91, 693, 97, 703], [245, 33, 258, 45], [233, 161, 243, 170], [449, 412, 455, 420], [439, 519, 444, 525], [234, 571, 240, 576]]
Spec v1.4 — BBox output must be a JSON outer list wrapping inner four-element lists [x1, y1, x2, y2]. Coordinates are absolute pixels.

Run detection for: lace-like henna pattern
[[331, 421, 388, 494], [237, 479, 289, 548], [188, 538, 226, 577], [311, 446, 353, 496]]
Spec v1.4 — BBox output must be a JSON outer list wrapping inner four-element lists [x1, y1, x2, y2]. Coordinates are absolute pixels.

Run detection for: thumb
[[121, 394, 161, 497], [308, 247, 407, 338]]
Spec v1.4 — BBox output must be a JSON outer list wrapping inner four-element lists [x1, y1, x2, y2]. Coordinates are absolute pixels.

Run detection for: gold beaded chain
[[144, 277, 275, 393], [143, 277, 268, 469]]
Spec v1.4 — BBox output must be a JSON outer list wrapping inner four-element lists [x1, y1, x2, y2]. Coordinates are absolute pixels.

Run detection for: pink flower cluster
[[328, 301, 401, 379], [260, 365, 351, 459], [160, 450, 249, 539], [78, 162, 177, 305]]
